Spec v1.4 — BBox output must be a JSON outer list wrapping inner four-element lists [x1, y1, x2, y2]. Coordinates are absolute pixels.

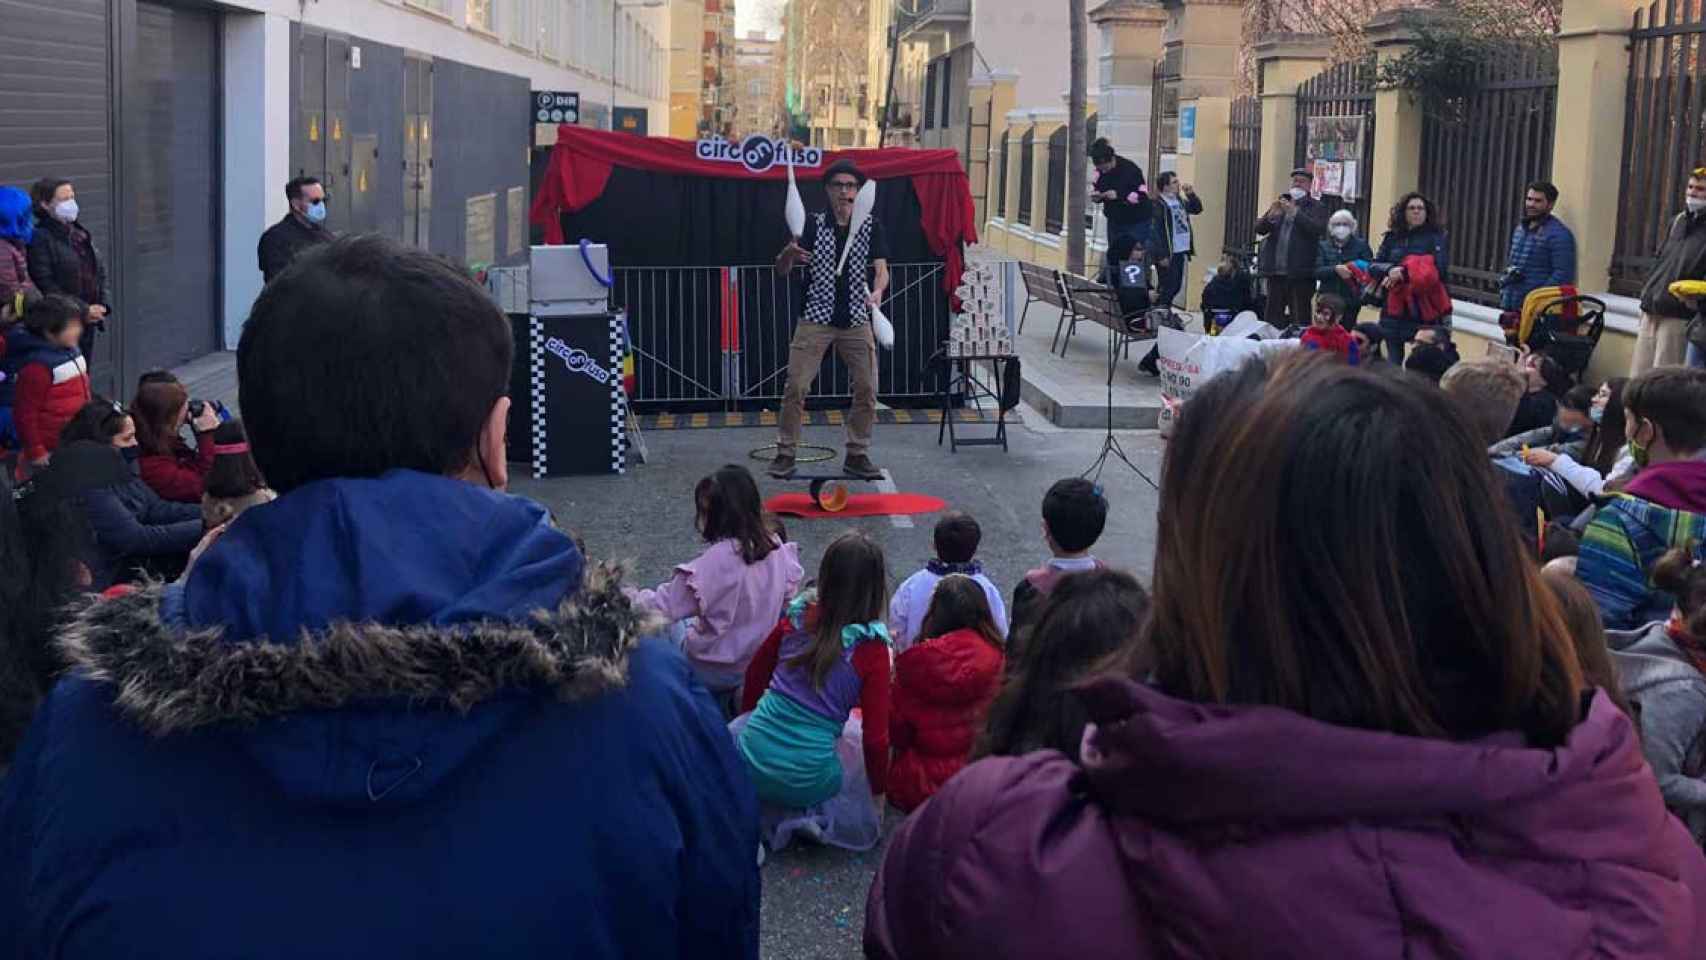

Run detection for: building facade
[[781, 0, 881, 148], [731, 32, 784, 137], [700, 0, 737, 137], [668, 0, 706, 137], [0, 0, 671, 397], [893, 0, 1094, 232]]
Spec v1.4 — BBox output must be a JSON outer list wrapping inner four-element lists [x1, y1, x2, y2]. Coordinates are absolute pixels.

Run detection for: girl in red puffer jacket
[[889, 574, 1005, 812]]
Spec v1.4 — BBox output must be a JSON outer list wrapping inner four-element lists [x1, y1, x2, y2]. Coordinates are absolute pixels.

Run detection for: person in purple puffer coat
[[866, 352, 1706, 960]]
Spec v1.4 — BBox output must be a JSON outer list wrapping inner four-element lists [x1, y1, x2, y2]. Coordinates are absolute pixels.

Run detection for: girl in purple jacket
[[867, 353, 1706, 960]]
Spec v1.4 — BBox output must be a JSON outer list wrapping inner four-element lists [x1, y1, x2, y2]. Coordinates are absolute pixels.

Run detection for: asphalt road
[[513, 408, 1163, 958]]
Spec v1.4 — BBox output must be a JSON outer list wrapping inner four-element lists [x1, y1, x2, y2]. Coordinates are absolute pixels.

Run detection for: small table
[[936, 350, 1014, 453]]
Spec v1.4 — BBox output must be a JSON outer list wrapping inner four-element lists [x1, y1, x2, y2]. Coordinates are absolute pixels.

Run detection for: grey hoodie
[[1610, 621, 1706, 843]]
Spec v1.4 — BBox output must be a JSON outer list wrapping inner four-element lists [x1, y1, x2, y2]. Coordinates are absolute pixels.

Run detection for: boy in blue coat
[[0, 235, 760, 959]]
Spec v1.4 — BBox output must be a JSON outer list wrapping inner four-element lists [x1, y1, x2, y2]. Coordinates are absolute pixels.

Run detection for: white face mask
[[1330, 225, 1352, 241], [52, 199, 78, 224], [1688, 196, 1706, 214], [1289, 187, 1307, 201]]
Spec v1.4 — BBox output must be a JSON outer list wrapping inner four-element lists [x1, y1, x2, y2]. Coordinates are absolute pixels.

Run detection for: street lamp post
[[612, 0, 666, 131]]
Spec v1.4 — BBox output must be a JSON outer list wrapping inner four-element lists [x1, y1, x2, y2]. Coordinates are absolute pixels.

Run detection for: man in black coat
[[1090, 138, 1149, 284], [257, 177, 333, 284], [1255, 168, 1330, 331]]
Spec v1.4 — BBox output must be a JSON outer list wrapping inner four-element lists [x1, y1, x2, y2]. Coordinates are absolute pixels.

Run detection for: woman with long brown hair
[[735, 531, 891, 853], [867, 354, 1706, 959], [630, 464, 803, 712], [130, 371, 223, 503]]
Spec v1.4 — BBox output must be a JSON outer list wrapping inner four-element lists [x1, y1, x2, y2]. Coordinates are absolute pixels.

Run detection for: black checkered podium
[[502, 244, 627, 477]]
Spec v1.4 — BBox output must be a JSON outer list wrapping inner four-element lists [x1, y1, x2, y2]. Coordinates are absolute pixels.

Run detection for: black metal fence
[[1612, 0, 1706, 296], [604, 262, 951, 412], [1017, 126, 1035, 225], [1045, 125, 1067, 234], [996, 129, 1010, 218], [1224, 95, 1263, 259], [1150, 48, 1181, 176], [1418, 44, 1558, 305], [1294, 59, 1378, 232]]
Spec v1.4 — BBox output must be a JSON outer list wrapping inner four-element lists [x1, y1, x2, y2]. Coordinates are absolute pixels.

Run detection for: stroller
[[1499, 285, 1606, 383]]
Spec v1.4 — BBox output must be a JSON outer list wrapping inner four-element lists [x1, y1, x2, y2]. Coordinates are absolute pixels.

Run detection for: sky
[[734, 0, 785, 39]]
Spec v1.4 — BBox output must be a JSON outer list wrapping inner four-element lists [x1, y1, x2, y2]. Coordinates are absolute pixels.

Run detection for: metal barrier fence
[[487, 263, 952, 412], [1223, 95, 1263, 260], [1612, 0, 1706, 296], [1418, 44, 1558, 306]]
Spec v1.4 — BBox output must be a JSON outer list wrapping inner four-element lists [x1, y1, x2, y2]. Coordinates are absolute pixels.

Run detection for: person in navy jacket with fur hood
[[0, 236, 760, 959]]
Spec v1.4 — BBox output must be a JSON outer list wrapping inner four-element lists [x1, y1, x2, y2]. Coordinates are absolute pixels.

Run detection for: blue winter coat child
[[0, 469, 761, 959]]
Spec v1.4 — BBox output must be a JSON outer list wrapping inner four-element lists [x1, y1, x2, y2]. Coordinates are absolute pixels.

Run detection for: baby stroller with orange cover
[[1499, 285, 1605, 383]]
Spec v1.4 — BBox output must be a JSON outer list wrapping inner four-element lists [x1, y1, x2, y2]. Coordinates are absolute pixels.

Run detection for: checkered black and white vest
[[802, 211, 873, 328]]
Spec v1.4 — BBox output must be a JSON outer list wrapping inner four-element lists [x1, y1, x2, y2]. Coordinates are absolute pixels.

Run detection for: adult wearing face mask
[[1578, 367, 1706, 629], [25, 178, 109, 364], [1254, 168, 1329, 331], [39, 397, 202, 590], [1518, 377, 1636, 501], [257, 177, 333, 285], [1315, 209, 1375, 330], [1633, 168, 1706, 375]]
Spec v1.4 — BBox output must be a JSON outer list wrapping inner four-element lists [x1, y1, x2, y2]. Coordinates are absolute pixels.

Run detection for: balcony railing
[[898, 0, 972, 35]]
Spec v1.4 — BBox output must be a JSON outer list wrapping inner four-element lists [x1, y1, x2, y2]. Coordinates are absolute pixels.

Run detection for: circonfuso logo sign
[[696, 136, 823, 173]]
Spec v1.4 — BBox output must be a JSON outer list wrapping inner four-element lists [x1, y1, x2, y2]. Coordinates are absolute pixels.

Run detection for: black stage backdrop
[[555, 166, 937, 267], [555, 169, 951, 411]]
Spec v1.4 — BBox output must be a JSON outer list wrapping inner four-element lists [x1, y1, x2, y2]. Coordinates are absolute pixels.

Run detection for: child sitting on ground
[[1010, 478, 1109, 643], [889, 575, 1005, 812], [977, 568, 1150, 761], [632, 464, 803, 715], [735, 531, 892, 853], [1201, 254, 1257, 334], [1492, 382, 1595, 458], [199, 418, 276, 529], [888, 511, 1008, 652], [1606, 545, 1706, 844], [1300, 294, 1356, 362], [3, 294, 89, 476]]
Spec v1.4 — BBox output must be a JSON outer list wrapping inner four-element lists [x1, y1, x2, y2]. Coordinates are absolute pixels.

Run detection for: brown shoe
[[767, 452, 797, 478], [842, 454, 884, 480]]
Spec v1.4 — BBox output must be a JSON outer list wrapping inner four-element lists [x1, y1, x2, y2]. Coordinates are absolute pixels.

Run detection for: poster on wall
[[1178, 105, 1197, 155], [1311, 160, 1345, 199], [466, 193, 497, 266], [507, 187, 527, 256], [1305, 115, 1365, 162]]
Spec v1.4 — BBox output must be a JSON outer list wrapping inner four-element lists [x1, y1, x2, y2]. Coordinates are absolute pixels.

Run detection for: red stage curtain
[[530, 126, 978, 300]]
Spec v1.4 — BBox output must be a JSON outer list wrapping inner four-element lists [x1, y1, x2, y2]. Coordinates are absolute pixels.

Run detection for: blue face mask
[[305, 200, 327, 225], [1589, 405, 1605, 424]]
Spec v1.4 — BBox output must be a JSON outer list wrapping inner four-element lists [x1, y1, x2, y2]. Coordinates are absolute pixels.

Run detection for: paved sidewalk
[[1013, 300, 1178, 429]]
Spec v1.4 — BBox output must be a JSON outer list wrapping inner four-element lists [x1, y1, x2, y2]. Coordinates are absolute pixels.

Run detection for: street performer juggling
[[769, 159, 889, 481]]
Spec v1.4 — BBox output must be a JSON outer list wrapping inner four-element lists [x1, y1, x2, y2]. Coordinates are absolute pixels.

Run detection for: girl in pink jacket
[[632, 464, 802, 715]]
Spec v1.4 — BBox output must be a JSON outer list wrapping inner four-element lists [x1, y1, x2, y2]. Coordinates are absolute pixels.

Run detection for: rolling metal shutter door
[[129, 1, 219, 372], [0, 0, 114, 308]]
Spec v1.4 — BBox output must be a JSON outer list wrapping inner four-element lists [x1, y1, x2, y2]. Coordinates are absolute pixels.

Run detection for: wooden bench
[[1060, 276, 1156, 360], [1017, 261, 1066, 338]]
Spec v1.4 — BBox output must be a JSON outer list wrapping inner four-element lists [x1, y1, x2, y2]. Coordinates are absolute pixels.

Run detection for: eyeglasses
[[827, 180, 859, 192]]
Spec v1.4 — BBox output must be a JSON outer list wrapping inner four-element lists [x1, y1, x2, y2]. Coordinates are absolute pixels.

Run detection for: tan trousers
[[1631, 311, 1689, 376], [777, 322, 876, 457]]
